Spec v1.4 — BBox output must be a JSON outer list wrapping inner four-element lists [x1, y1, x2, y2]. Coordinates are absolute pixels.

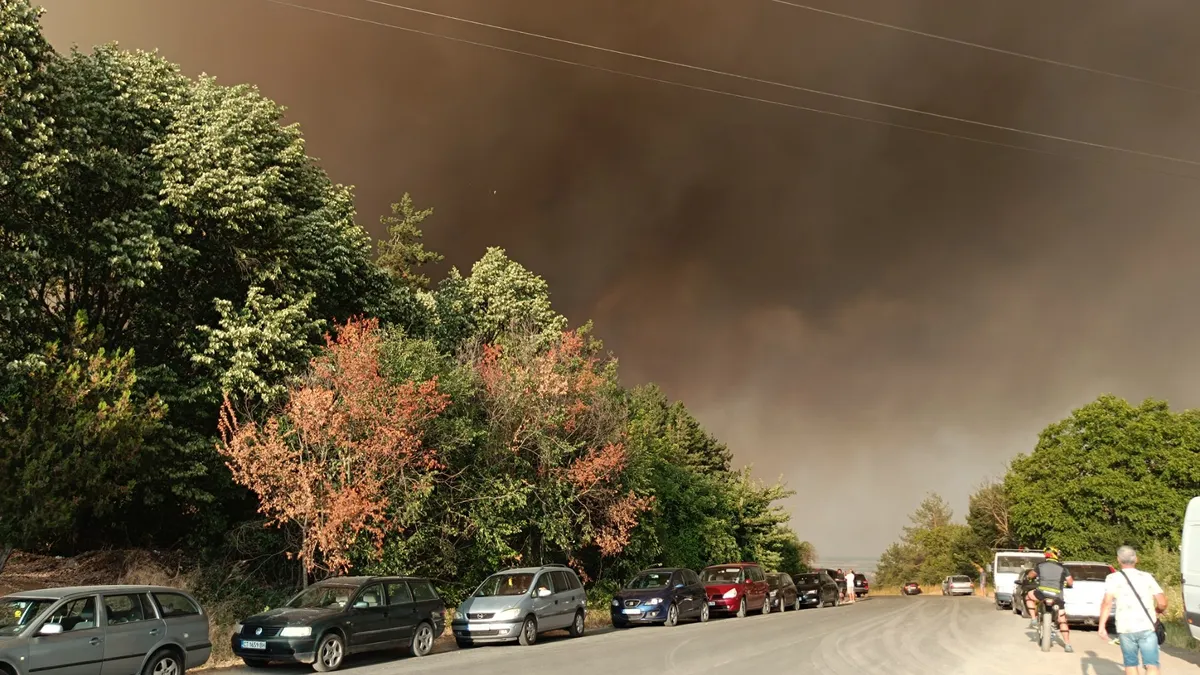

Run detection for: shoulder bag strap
[[1119, 569, 1158, 627]]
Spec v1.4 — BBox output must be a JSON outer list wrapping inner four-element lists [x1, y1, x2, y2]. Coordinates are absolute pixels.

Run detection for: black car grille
[[468, 613, 493, 620], [241, 625, 282, 638], [624, 599, 640, 608]]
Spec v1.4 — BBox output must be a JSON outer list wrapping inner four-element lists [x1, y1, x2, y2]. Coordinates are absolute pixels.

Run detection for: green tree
[[1006, 395, 1200, 559], [875, 493, 975, 587], [376, 193, 442, 291]]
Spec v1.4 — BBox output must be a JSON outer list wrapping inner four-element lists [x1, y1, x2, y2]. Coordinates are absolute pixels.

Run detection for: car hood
[[242, 607, 339, 627], [703, 583, 743, 595], [457, 595, 528, 616], [614, 589, 669, 602]]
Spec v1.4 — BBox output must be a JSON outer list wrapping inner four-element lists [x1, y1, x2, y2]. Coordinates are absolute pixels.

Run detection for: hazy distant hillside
[[814, 557, 877, 577]]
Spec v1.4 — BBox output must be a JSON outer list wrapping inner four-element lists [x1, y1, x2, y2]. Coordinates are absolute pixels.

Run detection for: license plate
[[467, 623, 493, 631], [622, 608, 641, 615], [240, 640, 267, 650], [708, 601, 716, 606]]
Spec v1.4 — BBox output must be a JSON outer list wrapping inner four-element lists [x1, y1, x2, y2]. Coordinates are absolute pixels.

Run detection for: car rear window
[[152, 592, 200, 618], [1068, 564, 1111, 582], [951, 576, 971, 583]]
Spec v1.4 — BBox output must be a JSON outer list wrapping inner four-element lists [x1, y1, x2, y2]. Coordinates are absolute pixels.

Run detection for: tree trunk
[[299, 559, 308, 589], [0, 544, 12, 576]]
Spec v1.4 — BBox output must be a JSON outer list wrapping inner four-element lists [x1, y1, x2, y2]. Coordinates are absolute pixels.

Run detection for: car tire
[[568, 610, 586, 637], [761, 597, 771, 616], [793, 597, 801, 612], [411, 621, 435, 657], [312, 633, 345, 672], [699, 603, 710, 623], [663, 603, 679, 627], [143, 648, 182, 675], [242, 658, 269, 669], [517, 616, 538, 646], [736, 597, 747, 618]]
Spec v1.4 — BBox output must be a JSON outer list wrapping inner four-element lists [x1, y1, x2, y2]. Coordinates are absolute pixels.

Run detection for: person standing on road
[[845, 569, 856, 604], [1099, 546, 1167, 675]]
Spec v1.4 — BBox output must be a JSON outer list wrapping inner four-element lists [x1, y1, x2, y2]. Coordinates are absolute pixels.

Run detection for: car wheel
[[312, 633, 345, 672], [568, 610, 586, 637], [736, 597, 747, 618], [761, 597, 771, 615], [794, 597, 801, 612], [699, 603, 710, 623], [411, 621, 435, 657], [143, 649, 182, 675], [517, 616, 538, 646], [242, 658, 269, 669], [664, 603, 679, 627]]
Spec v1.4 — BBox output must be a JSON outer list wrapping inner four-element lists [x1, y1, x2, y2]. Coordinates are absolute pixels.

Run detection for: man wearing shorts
[[1100, 546, 1167, 675]]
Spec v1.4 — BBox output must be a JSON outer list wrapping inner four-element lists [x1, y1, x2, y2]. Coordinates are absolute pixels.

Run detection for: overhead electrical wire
[[350, 0, 1200, 170], [261, 0, 1200, 181], [768, 0, 1200, 97]]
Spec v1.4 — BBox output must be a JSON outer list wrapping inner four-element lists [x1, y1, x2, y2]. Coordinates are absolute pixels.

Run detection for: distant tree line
[[875, 395, 1200, 588], [0, 0, 814, 598]]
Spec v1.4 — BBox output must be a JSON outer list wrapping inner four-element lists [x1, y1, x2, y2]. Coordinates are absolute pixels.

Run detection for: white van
[[991, 549, 1046, 610], [1182, 497, 1200, 639]]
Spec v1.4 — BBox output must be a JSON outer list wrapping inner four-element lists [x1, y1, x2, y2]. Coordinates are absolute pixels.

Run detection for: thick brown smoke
[[39, 0, 1200, 557]]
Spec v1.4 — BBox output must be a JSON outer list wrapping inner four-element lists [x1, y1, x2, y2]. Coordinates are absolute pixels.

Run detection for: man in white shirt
[[845, 569, 856, 604], [1099, 546, 1168, 675]]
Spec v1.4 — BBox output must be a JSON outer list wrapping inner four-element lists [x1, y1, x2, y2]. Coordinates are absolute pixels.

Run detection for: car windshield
[[701, 567, 744, 584], [796, 574, 821, 585], [626, 572, 671, 590], [1068, 564, 1111, 582], [286, 585, 355, 610], [996, 555, 1044, 573], [0, 598, 55, 636], [474, 573, 535, 597]]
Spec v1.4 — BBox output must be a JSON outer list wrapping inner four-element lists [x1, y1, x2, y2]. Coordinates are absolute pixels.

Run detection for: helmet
[[1043, 546, 1061, 561]]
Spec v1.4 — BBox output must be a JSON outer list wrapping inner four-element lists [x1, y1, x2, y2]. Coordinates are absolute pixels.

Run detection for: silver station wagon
[[0, 585, 211, 675]]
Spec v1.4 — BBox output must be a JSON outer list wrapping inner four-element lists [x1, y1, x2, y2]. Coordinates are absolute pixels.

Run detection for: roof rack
[[542, 563, 572, 569]]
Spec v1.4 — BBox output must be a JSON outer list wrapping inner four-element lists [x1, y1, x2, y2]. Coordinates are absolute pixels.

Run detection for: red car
[[700, 563, 770, 618]]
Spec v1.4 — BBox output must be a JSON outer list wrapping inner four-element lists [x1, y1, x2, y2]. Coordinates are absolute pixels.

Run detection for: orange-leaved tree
[[218, 317, 450, 578], [469, 325, 652, 576]]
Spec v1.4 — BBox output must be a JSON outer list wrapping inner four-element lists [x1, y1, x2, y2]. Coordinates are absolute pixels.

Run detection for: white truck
[[991, 548, 1046, 611], [1182, 496, 1200, 639]]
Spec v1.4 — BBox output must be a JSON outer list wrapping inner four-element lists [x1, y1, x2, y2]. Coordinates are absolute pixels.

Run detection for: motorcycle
[[1036, 596, 1061, 652]]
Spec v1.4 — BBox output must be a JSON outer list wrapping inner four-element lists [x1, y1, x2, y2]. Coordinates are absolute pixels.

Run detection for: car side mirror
[[37, 623, 64, 636], [535, 588, 552, 598], [353, 601, 369, 610]]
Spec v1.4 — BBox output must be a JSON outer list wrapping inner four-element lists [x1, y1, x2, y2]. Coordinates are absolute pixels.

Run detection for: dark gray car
[[0, 585, 211, 675]]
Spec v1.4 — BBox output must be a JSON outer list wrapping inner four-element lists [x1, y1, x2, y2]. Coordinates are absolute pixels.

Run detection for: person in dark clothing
[[1024, 546, 1075, 652]]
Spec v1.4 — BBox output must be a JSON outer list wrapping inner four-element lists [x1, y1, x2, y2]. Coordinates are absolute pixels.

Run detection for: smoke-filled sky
[[38, 0, 1200, 558]]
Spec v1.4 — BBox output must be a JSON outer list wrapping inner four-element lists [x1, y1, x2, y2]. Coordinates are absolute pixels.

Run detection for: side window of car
[[781, 574, 792, 586], [534, 572, 556, 595], [356, 584, 384, 608], [386, 582, 413, 606], [684, 570, 698, 586], [103, 594, 148, 625], [45, 597, 98, 633], [551, 571, 574, 593], [410, 581, 439, 602], [152, 592, 200, 618]]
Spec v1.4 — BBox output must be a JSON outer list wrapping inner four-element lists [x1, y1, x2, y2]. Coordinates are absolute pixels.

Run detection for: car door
[[530, 572, 558, 629], [667, 571, 690, 615], [384, 582, 417, 645], [347, 583, 390, 651], [100, 592, 166, 675], [685, 570, 706, 616], [26, 595, 105, 675], [408, 580, 445, 634], [550, 572, 577, 628], [780, 574, 795, 606]]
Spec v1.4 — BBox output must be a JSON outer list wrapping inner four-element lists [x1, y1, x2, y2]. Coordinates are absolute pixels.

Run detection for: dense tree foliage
[[875, 494, 975, 587], [0, 2, 809, 595]]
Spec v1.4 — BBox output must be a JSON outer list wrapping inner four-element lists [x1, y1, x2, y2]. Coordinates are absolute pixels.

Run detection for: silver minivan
[[451, 564, 587, 647], [0, 585, 211, 675]]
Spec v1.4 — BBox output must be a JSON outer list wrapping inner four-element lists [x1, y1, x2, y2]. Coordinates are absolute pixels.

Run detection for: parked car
[[795, 571, 841, 608], [232, 576, 445, 671], [942, 575, 974, 596], [0, 585, 211, 675], [452, 564, 586, 647], [816, 568, 847, 600], [902, 581, 922, 596], [1062, 561, 1116, 628], [611, 567, 709, 627], [766, 573, 799, 612], [701, 563, 770, 617], [853, 573, 869, 598]]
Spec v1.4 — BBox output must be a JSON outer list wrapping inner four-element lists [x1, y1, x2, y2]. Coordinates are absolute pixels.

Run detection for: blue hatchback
[[611, 568, 709, 627]]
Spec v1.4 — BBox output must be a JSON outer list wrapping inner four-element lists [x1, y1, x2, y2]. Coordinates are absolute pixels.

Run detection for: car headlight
[[722, 588, 738, 599], [278, 626, 311, 638], [611, 599, 620, 607], [493, 607, 522, 622], [646, 598, 661, 605]]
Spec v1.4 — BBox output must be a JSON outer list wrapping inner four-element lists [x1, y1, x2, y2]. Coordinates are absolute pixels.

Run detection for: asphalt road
[[223, 596, 1199, 675]]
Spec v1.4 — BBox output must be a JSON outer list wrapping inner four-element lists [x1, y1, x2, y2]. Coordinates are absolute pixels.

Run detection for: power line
[[352, 0, 1200, 170], [261, 0, 1200, 182], [769, 0, 1200, 97]]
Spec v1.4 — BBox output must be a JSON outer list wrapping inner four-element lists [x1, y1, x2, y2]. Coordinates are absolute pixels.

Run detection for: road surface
[[223, 596, 1198, 675]]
